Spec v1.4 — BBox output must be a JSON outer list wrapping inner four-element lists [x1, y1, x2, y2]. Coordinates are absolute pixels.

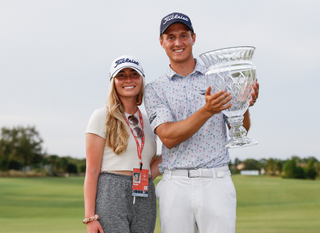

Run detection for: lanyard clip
[[140, 163, 143, 171]]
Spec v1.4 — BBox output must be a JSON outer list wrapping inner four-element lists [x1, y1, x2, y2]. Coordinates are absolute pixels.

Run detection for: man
[[144, 12, 259, 233]]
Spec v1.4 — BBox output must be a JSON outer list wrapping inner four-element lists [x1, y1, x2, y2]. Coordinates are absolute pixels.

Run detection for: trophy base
[[225, 137, 258, 149]]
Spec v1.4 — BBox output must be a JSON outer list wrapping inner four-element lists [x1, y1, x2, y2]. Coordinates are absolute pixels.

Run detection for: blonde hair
[[105, 75, 145, 155]]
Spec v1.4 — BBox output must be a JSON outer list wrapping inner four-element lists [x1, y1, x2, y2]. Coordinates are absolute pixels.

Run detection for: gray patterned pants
[[95, 172, 157, 233]]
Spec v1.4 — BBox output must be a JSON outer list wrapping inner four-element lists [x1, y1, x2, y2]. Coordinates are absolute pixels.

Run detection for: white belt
[[163, 166, 231, 178]]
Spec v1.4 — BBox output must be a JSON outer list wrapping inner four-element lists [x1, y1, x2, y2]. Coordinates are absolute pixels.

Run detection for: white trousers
[[156, 168, 236, 233]]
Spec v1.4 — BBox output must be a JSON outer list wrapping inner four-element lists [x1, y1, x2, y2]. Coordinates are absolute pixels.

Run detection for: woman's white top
[[86, 106, 157, 174]]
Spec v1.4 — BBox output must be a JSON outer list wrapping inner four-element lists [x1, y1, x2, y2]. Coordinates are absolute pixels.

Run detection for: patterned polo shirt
[[144, 59, 230, 173]]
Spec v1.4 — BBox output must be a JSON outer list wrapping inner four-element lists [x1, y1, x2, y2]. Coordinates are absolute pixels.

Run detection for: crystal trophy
[[199, 46, 258, 148]]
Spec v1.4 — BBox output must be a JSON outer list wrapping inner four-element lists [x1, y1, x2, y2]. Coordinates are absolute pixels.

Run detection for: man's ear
[[192, 33, 196, 45], [159, 37, 164, 48]]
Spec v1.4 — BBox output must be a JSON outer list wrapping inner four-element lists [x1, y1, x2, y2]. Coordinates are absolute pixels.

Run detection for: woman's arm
[[84, 133, 106, 233]]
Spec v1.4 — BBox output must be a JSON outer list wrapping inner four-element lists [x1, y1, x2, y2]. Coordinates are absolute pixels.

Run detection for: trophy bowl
[[199, 46, 258, 148]]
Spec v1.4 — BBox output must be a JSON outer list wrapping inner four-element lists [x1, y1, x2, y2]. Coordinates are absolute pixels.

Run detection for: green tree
[[259, 158, 268, 168], [234, 157, 241, 166], [266, 158, 283, 175], [283, 159, 306, 179], [0, 126, 44, 171], [315, 162, 320, 175], [283, 159, 297, 178], [243, 159, 259, 170], [67, 163, 78, 174], [305, 159, 318, 180], [275, 160, 283, 173], [48, 155, 60, 176], [267, 158, 276, 175], [59, 157, 69, 173], [80, 164, 86, 173]]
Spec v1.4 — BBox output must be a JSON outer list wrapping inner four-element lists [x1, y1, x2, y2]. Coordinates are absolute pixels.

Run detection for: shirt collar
[[166, 58, 207, 79]]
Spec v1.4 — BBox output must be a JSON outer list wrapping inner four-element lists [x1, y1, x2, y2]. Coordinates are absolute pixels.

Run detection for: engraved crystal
[[200, 46, 258, 148]]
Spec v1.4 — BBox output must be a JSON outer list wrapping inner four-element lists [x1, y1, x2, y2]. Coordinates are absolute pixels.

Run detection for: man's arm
[[155, 86, 232, 149]]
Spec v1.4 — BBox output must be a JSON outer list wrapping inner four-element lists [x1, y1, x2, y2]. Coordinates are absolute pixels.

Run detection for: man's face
[[160, 23, 196, 64]]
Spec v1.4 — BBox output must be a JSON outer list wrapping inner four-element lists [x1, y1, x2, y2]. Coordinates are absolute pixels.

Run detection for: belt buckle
[[187, 169, 198, 178]]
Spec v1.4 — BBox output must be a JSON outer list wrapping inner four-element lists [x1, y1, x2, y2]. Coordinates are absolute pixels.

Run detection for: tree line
[[230, 156, 320, 180], [1, 126, 319, 179], [0, 126, 85, 176]]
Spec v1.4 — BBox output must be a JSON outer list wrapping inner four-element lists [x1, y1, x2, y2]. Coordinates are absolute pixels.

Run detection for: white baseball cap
[[109, 55, 145, 80]]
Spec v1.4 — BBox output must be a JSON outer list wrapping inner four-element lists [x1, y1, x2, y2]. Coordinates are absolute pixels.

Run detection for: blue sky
[[1, 0, 319, 161]]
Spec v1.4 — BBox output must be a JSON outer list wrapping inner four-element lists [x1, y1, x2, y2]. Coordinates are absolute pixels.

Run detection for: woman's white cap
[[109, 55, 145, 80]]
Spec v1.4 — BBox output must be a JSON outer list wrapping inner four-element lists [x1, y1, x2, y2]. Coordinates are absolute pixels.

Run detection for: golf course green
[[0, 175, 319, 233]]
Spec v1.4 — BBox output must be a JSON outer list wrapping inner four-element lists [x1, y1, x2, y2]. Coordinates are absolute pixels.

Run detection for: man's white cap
[[109, 55, 145, 80]]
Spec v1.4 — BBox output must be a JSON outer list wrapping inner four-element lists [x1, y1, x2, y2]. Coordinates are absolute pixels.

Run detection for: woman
[[83, 55, 161, 233]]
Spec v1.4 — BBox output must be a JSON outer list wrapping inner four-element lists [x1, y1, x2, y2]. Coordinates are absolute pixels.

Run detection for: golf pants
[[156, 166, 236, 233]]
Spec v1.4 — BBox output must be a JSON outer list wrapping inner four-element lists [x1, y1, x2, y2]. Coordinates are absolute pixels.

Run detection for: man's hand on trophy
[[249, 80, 259, 107], [204, 86, 232, 115]]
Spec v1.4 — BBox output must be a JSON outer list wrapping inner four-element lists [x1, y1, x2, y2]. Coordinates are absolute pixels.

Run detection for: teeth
[[123, 86, 134, 89], [175, 49, 184, 52]]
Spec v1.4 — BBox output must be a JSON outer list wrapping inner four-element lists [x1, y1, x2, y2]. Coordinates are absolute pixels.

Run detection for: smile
[[174, 49, 184, 53], [123, 86, 135, 89]]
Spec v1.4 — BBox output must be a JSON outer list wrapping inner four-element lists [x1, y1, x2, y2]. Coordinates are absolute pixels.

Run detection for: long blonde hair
[[105, 75, 145, 155]]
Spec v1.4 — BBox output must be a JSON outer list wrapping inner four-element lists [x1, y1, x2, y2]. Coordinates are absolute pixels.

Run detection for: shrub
[[283, 159, 306, 179], [294, 166, 306, 179], [8, 160, 23, 170], [305, 159, 318, 180], [67, 163, 78, 174], [80, 164, 86, 173], [0, 158, 9, 171], [283, 159, 297, 178]]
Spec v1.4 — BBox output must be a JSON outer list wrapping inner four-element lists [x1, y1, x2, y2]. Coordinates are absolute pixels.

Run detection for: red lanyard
[[124, 108, 145, 170]]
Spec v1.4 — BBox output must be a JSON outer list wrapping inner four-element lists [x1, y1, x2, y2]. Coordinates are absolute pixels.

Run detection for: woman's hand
[[87, 220, 104, 233]]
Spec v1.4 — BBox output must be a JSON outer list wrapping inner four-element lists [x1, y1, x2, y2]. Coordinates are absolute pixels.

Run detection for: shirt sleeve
[[86, 107, 107, 139], [144, 82, 175, 132]]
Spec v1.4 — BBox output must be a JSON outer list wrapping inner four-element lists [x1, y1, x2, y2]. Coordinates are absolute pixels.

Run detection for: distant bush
[[8, 160, 23, 170], [295, 166, 306, 179], [80, 164, 86, 173], [283, 159, 297, 178], [283, 159, 306, 179], [0, 158, 9, 171], [305, 160, 318, 180], [67, 163, 78, 174], [305, 168, 317, 180]]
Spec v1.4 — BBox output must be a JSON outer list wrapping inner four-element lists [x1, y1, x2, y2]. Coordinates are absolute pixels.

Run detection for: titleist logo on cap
[[163, 13, 189, 25], [114, 58, 139, 68]]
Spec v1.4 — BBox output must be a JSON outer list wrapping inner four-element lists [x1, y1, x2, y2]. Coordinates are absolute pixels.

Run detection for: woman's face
[[114, 68, 142, 100]]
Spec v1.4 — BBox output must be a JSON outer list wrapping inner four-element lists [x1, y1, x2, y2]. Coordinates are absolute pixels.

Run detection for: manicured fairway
[[0, 177, 85, 233], [234, 175, 320, 233], [0, 175, 319, 233]]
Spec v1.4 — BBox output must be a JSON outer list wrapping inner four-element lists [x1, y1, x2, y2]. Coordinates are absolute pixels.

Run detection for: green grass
[[0, 176, 319, 233], [0, 177, 84, 233], [234, 175, 320, 233]]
